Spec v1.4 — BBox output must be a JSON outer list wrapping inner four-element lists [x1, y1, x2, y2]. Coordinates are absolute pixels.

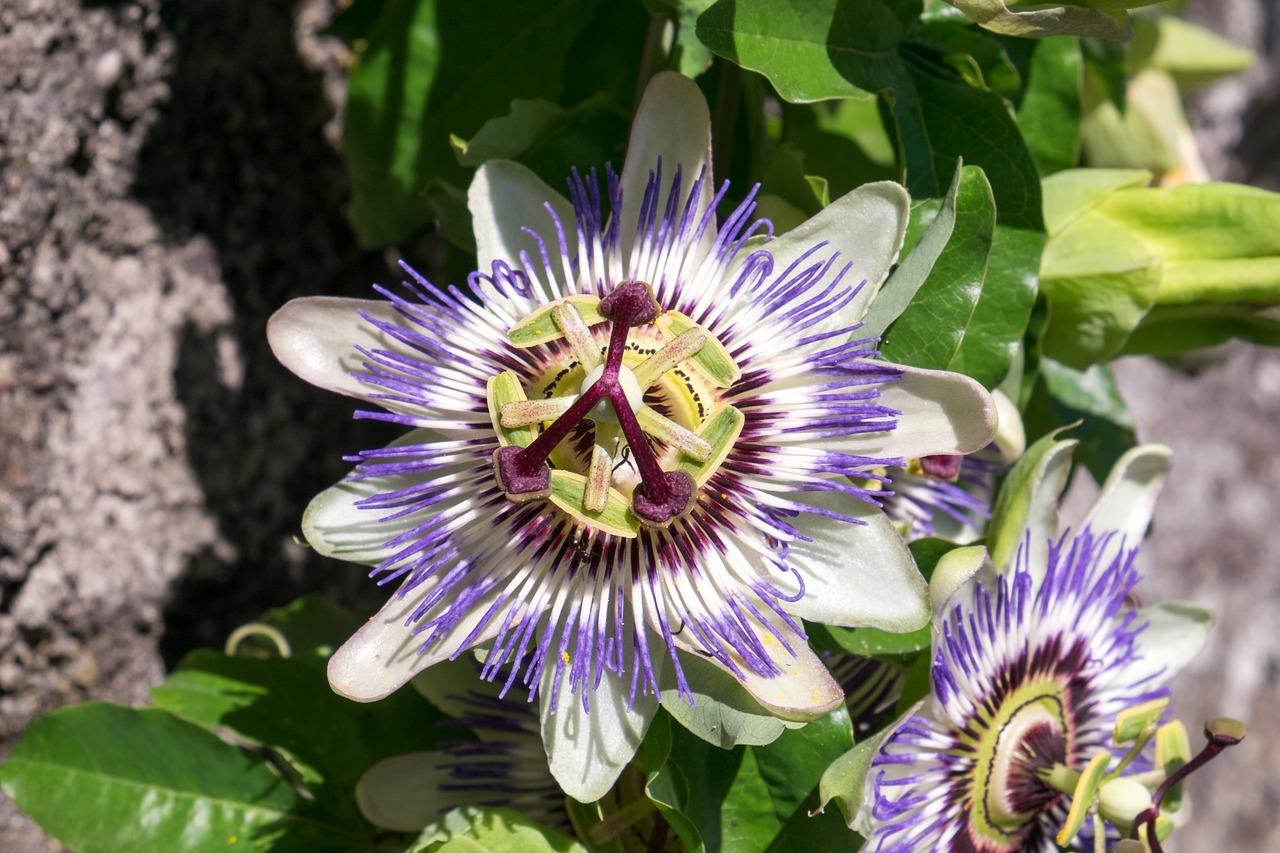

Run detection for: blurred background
[[0, 0, 1276, 849]]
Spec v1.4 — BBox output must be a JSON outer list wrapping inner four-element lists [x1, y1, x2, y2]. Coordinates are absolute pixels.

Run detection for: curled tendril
[[225, 623, 293, 659]]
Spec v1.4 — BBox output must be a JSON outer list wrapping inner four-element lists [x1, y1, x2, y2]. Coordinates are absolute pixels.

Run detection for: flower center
[[987, 704, 1066, 825], [486, 281, 744, 536], [966, 680, 1073, 849]]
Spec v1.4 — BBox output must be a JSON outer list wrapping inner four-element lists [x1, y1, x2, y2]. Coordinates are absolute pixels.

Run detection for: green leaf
[[411, 807, 588, 853], [861, 166, 961, 339], [697, 0, 901, 103], [1041, 167, 1150, 234], [901, 64, 1044, 230], [1024, 357, 1136, 484], [1120, 301, 1280, 356], [782, 99, 898, 200], [451, 94, 628, 194], [1041, 177, 1280, 365], [915, 17, 1020, 96], [151, 649, 448, 823], [1080, 66, 1187, 176], [645, 708, 856, 853], [943, 0, 1128, 40], [1127, 15, 1254, 90], [1016, 36, 1082, 177], [662, 0, 720, 78], [1101, 182, 1280, 304], [816, 622, 929, 660], [760, 144, 826, 218], [426, 179, 477, 253], [0, 704, 359, 852], [252, 594, 368, 665], [880, 165, 1038, 388], [344, 0, 599, 246], [697, 0, 1045, 233], [1081, 36, 1127, 110], [817, 705, 913, 829], [1038, 194, 1162, 368]]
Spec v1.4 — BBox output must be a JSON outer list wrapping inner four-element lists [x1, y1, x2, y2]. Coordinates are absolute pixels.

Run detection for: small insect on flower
[[269, 72, 995, 801]]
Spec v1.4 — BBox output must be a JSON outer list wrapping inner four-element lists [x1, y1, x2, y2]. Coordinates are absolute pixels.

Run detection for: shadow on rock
[[126, 0, 397, 666]]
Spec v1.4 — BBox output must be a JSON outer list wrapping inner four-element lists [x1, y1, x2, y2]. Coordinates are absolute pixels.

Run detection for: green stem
[[1042, 761, 1081, 796], [587, 797, 659, 846], [1108, 724, 1157, 780], [711, 61, 741, 189]]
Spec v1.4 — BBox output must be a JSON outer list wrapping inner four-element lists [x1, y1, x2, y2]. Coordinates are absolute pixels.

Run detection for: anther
[[918, 453, 963, 481]]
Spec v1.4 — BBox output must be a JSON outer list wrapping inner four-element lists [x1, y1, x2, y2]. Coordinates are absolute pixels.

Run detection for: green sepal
[[861, 164, 962, 340], [818, 702, 922, 831]]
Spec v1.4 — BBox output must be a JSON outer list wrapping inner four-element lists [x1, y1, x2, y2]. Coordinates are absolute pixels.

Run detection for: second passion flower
[[268, 72, 995, 800]]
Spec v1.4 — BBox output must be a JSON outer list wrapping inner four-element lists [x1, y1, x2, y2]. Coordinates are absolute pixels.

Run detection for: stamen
[[584, 445, 612, 512], [552, 302, 603, 371], [637, 407, 713, 462], [633, 328, 707, 389], [501, 397, 577, 428]]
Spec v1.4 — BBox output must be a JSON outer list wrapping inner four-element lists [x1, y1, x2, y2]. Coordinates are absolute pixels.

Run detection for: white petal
[[302, 436, 444, 565], [469, 160, 577, 303], [1081, 443, 1172, 545], [539, 660, 656, 803], [356, 753, 448, 831], [763, 181, 910, 346], [304, 470, 425, 566], [327, 576, 507, 702], [1122, 601, 1214, 687], [665, 614, 843, 722], [832, 364, 996, 461], [776, 493, 929, 633], [267, 297, 402, 402], [617, 72, 714, 265], [658, 649, 785, 748]]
